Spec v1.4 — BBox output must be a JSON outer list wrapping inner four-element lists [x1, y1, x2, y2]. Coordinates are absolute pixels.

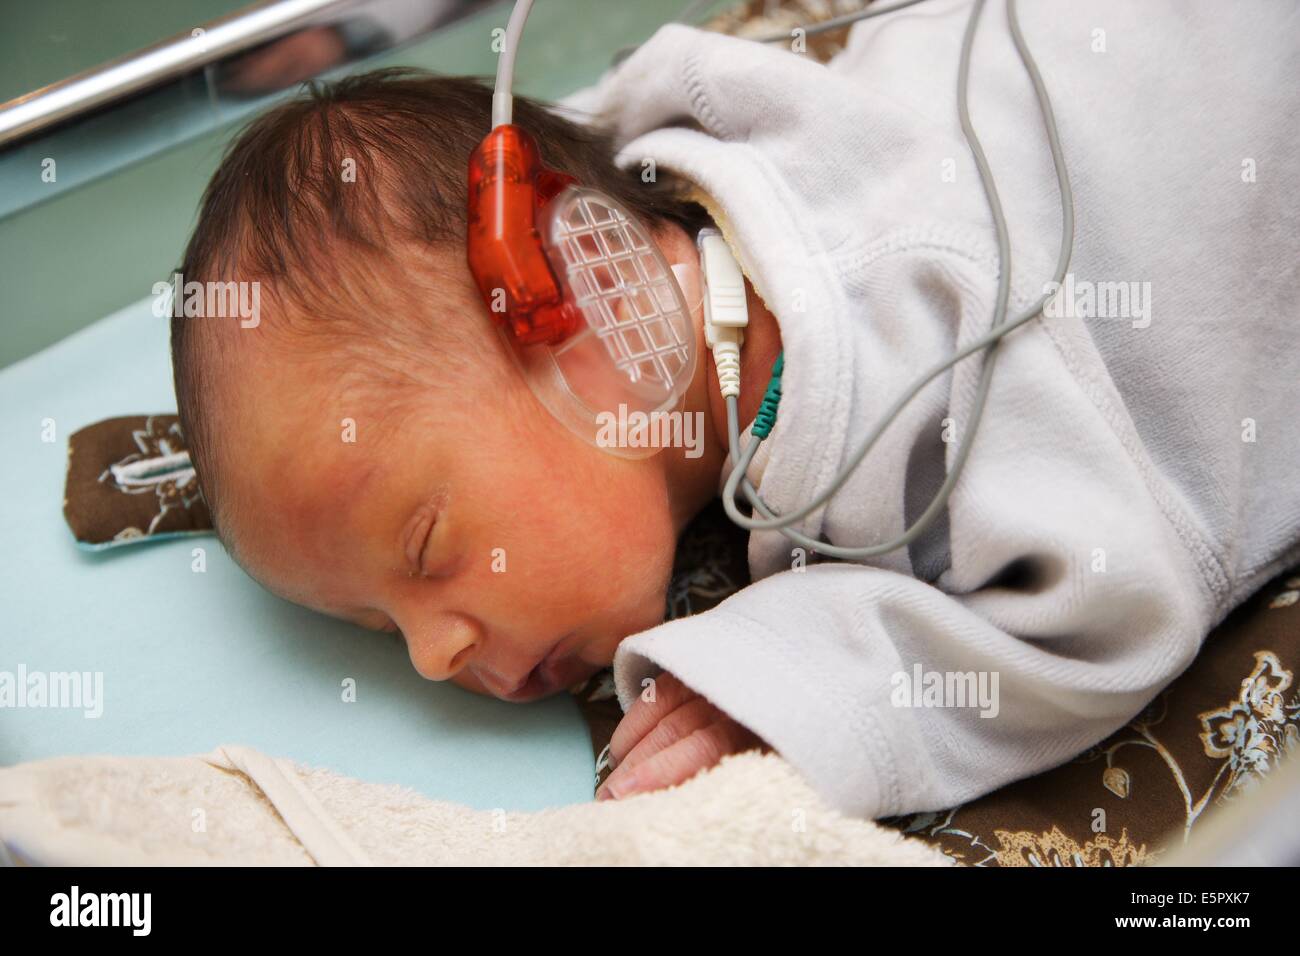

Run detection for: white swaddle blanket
[[567, 1, 1300, 819], [0, 746, 948, 866]]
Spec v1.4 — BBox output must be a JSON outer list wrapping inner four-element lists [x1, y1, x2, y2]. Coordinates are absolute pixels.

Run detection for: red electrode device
[[466, 0, 699, 455]]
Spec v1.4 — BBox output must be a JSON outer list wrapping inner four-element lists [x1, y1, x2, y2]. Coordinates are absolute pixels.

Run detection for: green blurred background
[[0, 0, 710, 370]]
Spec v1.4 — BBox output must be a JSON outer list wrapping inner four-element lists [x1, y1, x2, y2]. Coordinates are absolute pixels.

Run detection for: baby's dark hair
[[172, 68, 706, 536]]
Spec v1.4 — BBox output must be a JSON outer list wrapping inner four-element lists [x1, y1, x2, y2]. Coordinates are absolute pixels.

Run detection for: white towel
[[0, 746, 949, 866]]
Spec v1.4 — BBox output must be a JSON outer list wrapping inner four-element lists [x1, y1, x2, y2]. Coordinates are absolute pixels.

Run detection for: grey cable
[[753, 0, 935, 42], [721, 0, 1076, 559], [613, 0, 931, 68]]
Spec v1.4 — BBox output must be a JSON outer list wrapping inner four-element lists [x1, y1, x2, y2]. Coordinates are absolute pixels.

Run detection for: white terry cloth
[[0, 746, 948, 866], [567, 1, 1300, 817]]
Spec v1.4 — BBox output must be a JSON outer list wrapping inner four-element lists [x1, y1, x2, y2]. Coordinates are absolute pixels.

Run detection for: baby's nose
[[399, 612, 481, 681]]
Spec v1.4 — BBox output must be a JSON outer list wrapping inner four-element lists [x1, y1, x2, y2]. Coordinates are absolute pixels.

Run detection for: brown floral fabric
[[63, 415, 212, 549], [887, 574, 1300, 866], [703, 0, 867, 63], [574, 502, 1300, 867]]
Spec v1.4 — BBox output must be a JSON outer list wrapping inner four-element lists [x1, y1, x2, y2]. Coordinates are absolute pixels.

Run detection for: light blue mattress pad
[[0, 298, 594, 810]]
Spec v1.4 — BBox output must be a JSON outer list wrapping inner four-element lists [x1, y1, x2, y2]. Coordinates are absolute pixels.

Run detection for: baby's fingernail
[[596, 785, 613, 801], [601, 774, 637, 802]]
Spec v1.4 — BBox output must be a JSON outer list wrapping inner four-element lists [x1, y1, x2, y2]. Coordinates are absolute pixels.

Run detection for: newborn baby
[[173, 70, 768, 785], [172, 0, 1300, 817]]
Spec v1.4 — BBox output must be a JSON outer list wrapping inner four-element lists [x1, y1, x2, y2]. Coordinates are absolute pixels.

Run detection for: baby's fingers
[[607, 671, 695, 767], [596, 718, 758, 801], [613, 696, 717, 776]]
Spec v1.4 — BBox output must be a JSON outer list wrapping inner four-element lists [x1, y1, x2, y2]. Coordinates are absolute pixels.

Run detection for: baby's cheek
[[605, 473, 673, 546], [616, 513, 677, 626]]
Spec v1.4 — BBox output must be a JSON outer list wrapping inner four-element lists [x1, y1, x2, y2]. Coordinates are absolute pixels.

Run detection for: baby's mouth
[[497, 666, 554, 703], [497, 641, 595, 703]]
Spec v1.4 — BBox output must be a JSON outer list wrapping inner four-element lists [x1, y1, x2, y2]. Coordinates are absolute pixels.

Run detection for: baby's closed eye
[[401, 508, 438, 572]]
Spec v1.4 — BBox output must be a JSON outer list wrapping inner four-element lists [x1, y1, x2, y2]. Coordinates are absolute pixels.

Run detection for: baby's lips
[[540, 649, 599, 695]]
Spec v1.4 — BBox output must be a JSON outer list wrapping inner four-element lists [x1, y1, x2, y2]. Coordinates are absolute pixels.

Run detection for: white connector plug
[[696, 227, 748, 399]]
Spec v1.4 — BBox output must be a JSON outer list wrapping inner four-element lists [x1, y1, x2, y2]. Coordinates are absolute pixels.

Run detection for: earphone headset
[[466, 16, 699, 457], [467, 0, 1074, 559]]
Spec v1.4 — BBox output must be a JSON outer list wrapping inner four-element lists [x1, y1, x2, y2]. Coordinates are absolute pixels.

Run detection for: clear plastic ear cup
[[513, 185, 699, 457], [670, 261, 705, 322]]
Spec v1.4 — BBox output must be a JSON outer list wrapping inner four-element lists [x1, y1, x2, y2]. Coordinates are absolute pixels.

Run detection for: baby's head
[[171, 70, 721, 701]]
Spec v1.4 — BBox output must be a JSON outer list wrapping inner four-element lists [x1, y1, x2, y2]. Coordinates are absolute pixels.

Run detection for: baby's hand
[[596, 671, 765, 801]]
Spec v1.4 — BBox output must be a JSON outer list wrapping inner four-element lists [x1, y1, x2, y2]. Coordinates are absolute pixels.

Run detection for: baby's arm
[[608, 506, 1210, 818]]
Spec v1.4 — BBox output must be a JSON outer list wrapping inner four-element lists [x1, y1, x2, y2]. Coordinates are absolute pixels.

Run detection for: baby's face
[[220, 343, 684, 702]]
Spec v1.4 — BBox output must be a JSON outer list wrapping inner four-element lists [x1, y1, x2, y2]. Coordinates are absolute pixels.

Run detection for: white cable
[[492, 0, 536, 128], [698, 227, 748, 399]]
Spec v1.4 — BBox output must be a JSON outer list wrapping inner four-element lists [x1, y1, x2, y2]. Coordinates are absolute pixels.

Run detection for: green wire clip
[[751, 351, 784, 439]]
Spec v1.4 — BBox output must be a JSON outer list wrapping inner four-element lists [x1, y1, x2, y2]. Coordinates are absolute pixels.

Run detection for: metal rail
[[0, 0, 362, 147]]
